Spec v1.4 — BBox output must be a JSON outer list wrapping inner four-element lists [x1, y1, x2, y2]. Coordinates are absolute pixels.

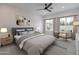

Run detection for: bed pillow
[[19, 32, 28, 35], [27, 31, 41, 37], [28, 31, 35, 35]]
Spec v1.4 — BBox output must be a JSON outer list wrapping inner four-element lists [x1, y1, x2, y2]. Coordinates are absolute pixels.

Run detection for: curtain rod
[[44, 15, 77, 20]]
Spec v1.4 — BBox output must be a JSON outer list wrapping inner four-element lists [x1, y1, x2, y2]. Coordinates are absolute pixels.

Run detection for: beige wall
[[0, 4, 43, 34]]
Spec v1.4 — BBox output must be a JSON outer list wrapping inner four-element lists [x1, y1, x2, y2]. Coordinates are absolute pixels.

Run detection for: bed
[[12, 27, 55, 55]]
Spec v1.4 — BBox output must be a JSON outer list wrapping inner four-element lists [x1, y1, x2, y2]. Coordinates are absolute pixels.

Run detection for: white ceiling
[[6, 3, 79, 16]]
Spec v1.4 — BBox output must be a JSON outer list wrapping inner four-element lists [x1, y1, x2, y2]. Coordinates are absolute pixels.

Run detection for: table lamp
[[0, 28, 9, 38], [0, 28, 7, 33]]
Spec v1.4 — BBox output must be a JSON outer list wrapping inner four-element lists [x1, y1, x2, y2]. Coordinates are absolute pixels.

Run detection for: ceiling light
[[62, 6, 64, 8]]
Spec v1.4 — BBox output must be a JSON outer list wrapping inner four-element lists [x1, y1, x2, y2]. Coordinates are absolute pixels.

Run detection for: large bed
[[12, 27, 55, 55]]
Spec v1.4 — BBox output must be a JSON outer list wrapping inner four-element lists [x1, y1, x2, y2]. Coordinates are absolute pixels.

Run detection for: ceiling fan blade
[[47, 9, 52, 12], [37, 9, 45, 10], [47, 3, 52, 9]]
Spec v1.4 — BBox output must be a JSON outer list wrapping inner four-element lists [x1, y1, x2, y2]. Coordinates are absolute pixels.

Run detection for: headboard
[[12, 27, 34, 36]]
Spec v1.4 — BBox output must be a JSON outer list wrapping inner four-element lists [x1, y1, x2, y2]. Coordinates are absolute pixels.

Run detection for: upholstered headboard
[[12, 27, 34, 36]]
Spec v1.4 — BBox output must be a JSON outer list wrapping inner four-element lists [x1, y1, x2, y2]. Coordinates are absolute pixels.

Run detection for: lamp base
[[0, 33, 9, 38]]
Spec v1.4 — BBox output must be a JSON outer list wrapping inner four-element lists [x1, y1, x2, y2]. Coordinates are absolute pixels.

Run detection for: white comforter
[[18, 34, 55, 55]]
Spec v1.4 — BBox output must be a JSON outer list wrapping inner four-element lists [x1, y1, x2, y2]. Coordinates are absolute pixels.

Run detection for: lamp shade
[[0, 28, 7, 33]]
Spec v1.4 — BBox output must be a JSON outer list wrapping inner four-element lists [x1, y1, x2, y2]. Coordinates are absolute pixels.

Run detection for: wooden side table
[[0, 38, 1, 47], [2, 37, 12, 45], [0, 35, 13, 46]]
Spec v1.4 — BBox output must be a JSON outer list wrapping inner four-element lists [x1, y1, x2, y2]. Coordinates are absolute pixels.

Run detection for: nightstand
[[0, 34, 13, 46]]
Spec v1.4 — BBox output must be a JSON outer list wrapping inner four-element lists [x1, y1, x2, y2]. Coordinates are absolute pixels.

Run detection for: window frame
[[60, 16, 74, 32], [45, 19, 53, 32]]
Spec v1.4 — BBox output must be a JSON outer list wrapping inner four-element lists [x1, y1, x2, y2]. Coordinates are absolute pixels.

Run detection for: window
[[60, 16, 73, 32], [45, 19, 53, 31]]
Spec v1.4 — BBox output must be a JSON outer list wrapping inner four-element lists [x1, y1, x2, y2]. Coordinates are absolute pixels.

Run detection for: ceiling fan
[[37, 3, 53, 12]]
